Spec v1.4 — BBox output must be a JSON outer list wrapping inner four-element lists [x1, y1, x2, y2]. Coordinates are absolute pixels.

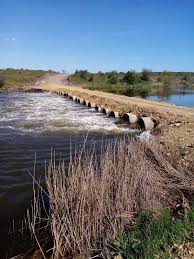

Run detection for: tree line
[[73, 69, 193, 85]]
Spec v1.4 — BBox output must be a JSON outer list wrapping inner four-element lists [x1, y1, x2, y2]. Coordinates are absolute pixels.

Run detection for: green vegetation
[[109, 208, 194, 258], [71, 70, 194, 98], [0, 74, 5, 88], [0, 68, 46, 91]]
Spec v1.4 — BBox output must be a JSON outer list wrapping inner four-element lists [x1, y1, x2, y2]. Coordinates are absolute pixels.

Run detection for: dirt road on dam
[[36, 73, 194, 163]]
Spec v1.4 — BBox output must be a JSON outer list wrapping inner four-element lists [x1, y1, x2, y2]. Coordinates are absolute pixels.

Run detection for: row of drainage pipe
[[56, 91, 155, 131]]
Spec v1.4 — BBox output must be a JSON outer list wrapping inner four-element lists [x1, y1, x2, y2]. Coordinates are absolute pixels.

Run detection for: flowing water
[[0, 92, 135, 256]]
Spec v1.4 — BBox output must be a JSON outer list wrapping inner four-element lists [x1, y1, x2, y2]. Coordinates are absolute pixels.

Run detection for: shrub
[[141, 69, 151, 81], [123, 70, 140, 85], [75, 70, 90, 80], [158, 71, 174, 85], [88, 75, 94, 82], [0, 75, 5, 88], [125, 85, 136, 96]]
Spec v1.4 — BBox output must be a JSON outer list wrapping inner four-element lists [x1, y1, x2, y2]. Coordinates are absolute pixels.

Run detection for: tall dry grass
[[25, 139, 194, 258]]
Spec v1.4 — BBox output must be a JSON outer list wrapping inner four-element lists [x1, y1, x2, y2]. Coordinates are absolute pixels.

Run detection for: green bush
[[75, 70, 90, 80], [123, 70, 140, 85], [125, 85, 136, 96], [0, 74, 5, 88], [141, 69, 151, 81], [88, 75, 93, 82], [158, 71, 175, 85]]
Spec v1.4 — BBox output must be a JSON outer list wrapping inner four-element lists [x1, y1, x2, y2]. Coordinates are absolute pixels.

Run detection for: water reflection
[[145, 87, 194, 107]]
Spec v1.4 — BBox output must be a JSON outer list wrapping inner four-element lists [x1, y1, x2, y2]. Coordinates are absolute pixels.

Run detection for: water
[[145, 88, 194, 107], [0, 92, 134, 256]]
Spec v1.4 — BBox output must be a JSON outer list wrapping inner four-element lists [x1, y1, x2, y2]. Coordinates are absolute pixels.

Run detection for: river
[[0, 92, 136, 256]]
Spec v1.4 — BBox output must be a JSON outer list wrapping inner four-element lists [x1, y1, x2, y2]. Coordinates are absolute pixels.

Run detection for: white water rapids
[[0, 92, 134, 134]]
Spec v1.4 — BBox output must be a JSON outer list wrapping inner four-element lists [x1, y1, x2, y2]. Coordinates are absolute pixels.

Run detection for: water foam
[[0, 92, 134, 135]]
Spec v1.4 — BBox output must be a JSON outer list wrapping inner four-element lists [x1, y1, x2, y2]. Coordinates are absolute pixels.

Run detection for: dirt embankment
[[34, 73, 194, 163]]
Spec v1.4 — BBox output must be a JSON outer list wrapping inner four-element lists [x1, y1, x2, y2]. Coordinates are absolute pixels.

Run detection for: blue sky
[[1, 0, 194, 72]]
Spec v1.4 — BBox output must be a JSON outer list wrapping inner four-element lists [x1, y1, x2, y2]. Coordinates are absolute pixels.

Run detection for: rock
[[181, 149, 189, 156]]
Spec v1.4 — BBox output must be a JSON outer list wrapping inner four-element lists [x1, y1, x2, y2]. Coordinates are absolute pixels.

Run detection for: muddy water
[[0, 92, 136, 256]]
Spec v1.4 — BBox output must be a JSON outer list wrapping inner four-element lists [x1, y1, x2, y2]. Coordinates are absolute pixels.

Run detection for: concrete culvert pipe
[[108, 111, 116, 118], [108, 111, 120, 118], [101, 108, 107, 114], [122, 113, 138, 124], [137, 117, 155, 131]]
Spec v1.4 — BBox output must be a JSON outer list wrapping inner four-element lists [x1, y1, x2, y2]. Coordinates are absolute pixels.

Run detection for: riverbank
[[10, 139, 194, 258], [0, 68, 48, 92]]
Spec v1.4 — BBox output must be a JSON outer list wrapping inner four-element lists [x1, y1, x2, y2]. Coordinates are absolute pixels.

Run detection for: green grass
[[0, 68, 46, 91], [109, 208, 194, 259]]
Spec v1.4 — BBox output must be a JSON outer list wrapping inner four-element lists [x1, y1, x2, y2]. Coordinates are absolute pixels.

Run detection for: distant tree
[[107, 71, 118, 84], [97, 71, 104, 76], [158, 71, 174, 85], [108, 76, 117, 84], [141, 69, 151, 81], [88, 75, 94, 82], [78, 70, 90, 80], [0, 75, 5, 88], [123, 70, 140, 85], [181, 74, 191, 85]]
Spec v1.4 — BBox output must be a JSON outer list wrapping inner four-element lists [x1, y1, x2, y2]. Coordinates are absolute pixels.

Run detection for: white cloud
[[5, 37, 16, 41], [3, 36, 16, 41]]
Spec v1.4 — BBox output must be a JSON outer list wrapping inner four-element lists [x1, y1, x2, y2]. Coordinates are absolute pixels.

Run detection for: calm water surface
[[0, 92, 135, 256], [146, 88, 194, 107]]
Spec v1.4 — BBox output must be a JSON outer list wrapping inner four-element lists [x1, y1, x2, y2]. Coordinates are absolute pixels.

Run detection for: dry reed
[[25, 138, 194, 258]]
